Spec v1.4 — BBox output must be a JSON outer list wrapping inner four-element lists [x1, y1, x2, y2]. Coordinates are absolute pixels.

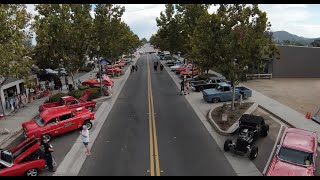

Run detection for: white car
[[170, 63, 183, 71], [54, 68, 68, 76], [45, 68, 59, 75]]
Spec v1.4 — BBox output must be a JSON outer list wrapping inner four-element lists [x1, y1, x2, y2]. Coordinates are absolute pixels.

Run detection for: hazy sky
[[26, 4, 320, 43]]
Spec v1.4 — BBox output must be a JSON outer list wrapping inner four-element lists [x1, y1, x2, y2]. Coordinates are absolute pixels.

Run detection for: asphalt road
[[79, 52, 236, 176]]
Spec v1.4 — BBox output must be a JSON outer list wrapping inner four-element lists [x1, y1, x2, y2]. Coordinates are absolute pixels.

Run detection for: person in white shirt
[[80, 125, 91, 155]]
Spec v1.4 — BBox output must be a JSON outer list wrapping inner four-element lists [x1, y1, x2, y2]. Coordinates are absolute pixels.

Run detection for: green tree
[[0, 4, 34, 85], [33, 4, 93, 88], [310, 39, 320, 47], [218, 4, 279, 109], [141, 37, 148, 44], [189, 10, 224, 75]]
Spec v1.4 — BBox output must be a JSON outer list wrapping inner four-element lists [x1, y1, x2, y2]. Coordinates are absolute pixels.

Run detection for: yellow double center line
[[147, 55, 161, 176]]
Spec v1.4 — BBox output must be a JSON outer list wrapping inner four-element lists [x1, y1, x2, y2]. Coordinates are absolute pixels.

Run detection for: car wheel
[[87, 106, 94, 112], [261, 124, 269, 137], [199, 86, 204, 91], [224, 139, 232, 151], [83, 120, 92, 130], [25, 168, 38, 176], [249, 147, 258, 160], [43, 134, 52, 142], [212, 98, 219, 103]]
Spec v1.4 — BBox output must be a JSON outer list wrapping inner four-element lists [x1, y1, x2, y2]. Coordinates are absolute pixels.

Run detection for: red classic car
[[22, 106, 95, 142], [265, 128, 318, 176], [82, 75, 114, 88], [39, 90, 96, 112], [0, 137, 46, 176], [175, 64, 193, 74], [106, 67, 121, 75], [180, 68, 199, 77]]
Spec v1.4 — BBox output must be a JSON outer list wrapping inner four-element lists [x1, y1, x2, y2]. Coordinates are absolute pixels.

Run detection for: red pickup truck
[[23, 106, 95, 142], [38, 90, 96, 112], [0, 136, 46, 176]]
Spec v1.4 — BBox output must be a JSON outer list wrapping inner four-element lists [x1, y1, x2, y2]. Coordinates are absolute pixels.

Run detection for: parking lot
[[242, 78, 320, 116]]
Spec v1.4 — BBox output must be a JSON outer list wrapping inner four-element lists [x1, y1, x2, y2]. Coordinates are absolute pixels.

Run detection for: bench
[[246, 74, 272, 79]]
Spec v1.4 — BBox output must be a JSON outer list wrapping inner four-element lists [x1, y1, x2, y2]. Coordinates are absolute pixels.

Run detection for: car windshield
[[34, 114, 45, 127], [278, 146, 313, 166], [0, 150, 13, 166]]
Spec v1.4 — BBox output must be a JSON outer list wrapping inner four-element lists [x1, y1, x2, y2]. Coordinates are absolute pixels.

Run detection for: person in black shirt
[[41, 136, 55, 172]]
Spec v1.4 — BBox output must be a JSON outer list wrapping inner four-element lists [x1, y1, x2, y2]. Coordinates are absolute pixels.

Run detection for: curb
[[94, 93, 113, 103], [207, 102, 258, 136], [257, 105, 294, 128]]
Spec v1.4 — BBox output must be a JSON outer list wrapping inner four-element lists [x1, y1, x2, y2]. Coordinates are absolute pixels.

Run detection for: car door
[[223, 86, 233, 101], [57, 113, 78, 134], [43, 118, 60, 137]]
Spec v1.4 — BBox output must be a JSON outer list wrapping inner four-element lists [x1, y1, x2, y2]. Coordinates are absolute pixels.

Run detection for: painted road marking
[[263, 124, 284, 175], [147, 55, 161, 176]]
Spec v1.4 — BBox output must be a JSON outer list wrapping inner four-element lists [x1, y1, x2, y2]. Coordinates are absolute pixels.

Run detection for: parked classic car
[[175, 64, 193, 74], [82, 75, 114, 88], [39, 90, 96, 112], [191, 77, 230, 92], [265, 128, 318, 176], [202, 83, 252, 103], [22, 106, 95, 141], [224, 114, 269, 160], [0, 137, 46, 176], [180, 68, 199, 77]]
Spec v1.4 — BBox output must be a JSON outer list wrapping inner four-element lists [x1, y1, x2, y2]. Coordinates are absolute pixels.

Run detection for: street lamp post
[[97, 46, 103, 96]]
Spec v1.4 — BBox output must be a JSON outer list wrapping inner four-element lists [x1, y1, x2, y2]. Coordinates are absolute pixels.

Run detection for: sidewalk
[[173, 54, 320, 144], [0, 70, 97, 147]]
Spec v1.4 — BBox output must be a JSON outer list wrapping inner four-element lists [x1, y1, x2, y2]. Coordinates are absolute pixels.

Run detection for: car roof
[[40, 106, 71, 122], [217, 82, 231, 87], [239, 114, 264, 125], [282, 128, 317, 153]]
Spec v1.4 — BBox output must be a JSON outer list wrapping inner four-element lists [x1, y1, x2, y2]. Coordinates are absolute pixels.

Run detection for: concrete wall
[[272, 45, 320, 78]]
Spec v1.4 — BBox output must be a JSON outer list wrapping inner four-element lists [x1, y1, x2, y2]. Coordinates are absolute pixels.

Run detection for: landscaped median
[[208, 102, 258, 136]]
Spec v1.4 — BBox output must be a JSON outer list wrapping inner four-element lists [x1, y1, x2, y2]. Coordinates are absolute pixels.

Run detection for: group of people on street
[[154, 61, 164, 71], [131, 65, 138, 73], [42, 125, 91, 173], [180, 79, 190, 95], [6, 93, 28, 112]]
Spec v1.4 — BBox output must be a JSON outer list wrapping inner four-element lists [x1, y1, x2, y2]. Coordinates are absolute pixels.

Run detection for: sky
[[26, 4, 320, 44]]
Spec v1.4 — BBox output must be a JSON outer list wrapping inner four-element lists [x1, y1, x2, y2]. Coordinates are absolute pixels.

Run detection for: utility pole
[[97, 46, 103, 96]]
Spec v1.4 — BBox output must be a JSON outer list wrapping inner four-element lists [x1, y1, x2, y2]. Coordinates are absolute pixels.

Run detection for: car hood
[[202, 89, 222, 95], [22, 119, 40, 132], [267, 158, 314, 176]]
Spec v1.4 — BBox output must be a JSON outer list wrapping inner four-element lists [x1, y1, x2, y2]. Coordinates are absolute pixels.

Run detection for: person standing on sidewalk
[[41, 136, 56, 172], [135, 65, 138, 71], [180, 79, 185, 95], [58, 79, 63, 92], [80, 125, 91, 155], [65, 76, 69, 90], [184, 80, 190, 95]]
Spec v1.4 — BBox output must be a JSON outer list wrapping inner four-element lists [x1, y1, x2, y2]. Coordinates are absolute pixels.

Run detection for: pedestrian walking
[[184, 80, 190, 95], [15, 94, 20, 110], [135, 65, 138, 71], [41, 135, 56, 172], [180, 79, 185, 95], [80, 125, 91, 155], [65, 76, 69, 90], [58, 79, 63, 92], [131, 65, 135, 73]]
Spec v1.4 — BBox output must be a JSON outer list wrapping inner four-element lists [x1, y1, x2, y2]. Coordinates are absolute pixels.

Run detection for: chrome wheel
[[26, 168, 38, 176]]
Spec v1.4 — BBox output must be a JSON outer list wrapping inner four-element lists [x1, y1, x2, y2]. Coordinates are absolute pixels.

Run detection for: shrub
[[78, 85, 89, 91], [48, 92, 68, 103], [88, 88, 101, 100]]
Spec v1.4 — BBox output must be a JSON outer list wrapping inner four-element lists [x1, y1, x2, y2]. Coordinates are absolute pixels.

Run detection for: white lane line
[[262, 124, 284, 175]]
